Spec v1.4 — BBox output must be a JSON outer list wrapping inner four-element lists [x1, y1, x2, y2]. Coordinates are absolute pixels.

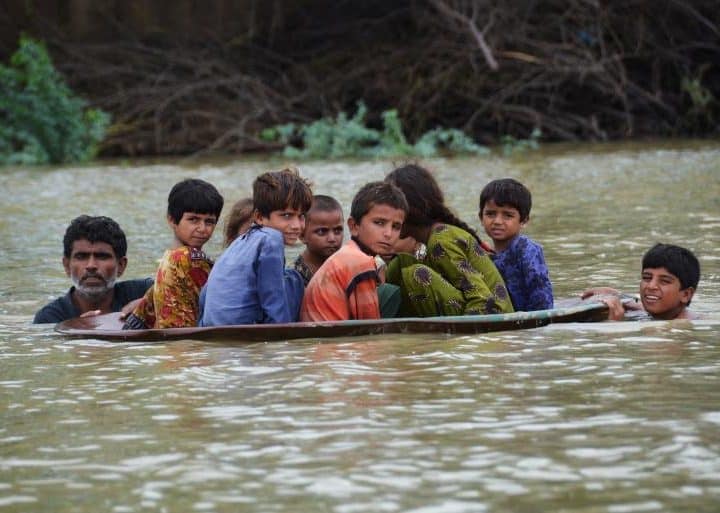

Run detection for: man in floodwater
[[33, 215, 152, 324]]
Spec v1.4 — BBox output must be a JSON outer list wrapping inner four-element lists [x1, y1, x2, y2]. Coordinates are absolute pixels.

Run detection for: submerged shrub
[[414, 128, 490, 158], [260, 101, 491, 159], [0, 36, 110, 165], [500, 128, 542, 156]]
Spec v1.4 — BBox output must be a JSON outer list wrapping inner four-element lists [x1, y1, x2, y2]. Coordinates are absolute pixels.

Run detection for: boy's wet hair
[[167, 178, 224, 224], [63, 215, 127, 259], [386, 164, 482, 244], [642, 243, 700, 293], [224, 197, 253, 247], [479, 178, 532, 222], [350, 181, 408, 222], [253, 168, 313, 217], [307, 195, 343, 222]]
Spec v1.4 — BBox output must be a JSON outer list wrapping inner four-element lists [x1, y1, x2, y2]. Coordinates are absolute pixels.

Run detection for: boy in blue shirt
[[479, 178, 553, 311], [199, 168, 312, 326]]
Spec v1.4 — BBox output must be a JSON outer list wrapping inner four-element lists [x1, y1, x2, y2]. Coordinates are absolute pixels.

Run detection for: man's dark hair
[[350, 181, 408, 222], [642, 243, 700, 292], [253, 168, 313, 217], [167, 178, 224, 224], [479, 178, 532, 222], [63, 215, 128, 259]]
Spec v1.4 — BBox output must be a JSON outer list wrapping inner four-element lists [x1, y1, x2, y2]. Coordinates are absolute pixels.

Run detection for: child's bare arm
[[582, 289, 643, 320]]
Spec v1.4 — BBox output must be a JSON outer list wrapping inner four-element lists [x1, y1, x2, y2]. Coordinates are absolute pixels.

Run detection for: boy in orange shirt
[[300, 182, 407, 321]]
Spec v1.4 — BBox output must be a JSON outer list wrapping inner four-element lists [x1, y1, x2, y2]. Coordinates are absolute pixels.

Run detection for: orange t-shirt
[[300, 240, 380, 321]]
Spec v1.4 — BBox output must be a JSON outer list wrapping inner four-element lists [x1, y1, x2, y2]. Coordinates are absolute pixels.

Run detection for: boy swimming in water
[[582, 243, 700, 320]]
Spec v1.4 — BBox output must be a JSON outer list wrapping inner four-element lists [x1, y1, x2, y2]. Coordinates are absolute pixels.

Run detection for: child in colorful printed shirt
[[123, 178, 224, 329], [293, 195, 344, 285], [300, 182, 408, 321], [479, 178, 553, 311], [200, 168, 312, 326]]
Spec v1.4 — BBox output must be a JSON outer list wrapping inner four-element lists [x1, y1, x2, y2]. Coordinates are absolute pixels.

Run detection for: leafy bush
[[0, 36, 110, 165], [260, 102, 492, 159], [414, 127, 490, 158], [500, 128, 542, 156]]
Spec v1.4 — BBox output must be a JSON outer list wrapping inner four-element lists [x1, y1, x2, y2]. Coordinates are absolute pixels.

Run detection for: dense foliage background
[[0, 37, 109, 164], [1, 0, 718, 158]]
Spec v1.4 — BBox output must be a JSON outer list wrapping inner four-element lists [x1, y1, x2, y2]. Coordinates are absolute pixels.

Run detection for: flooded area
[[1, 140, 719, 512]]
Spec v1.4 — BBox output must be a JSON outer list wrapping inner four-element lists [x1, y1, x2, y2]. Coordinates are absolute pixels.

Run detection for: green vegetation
[[0, 36, 110, 165], [260, 102, 493, 159], [5, 2, 715, 156], [500, 128, 542, 156], [681, 71, 716, 130]]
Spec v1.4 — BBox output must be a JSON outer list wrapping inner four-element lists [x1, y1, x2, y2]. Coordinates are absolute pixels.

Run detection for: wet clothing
[[300, 239, 380, 321], [295, 251, 400, 319], [200, 225, 304, 326], [491, 234, 553, 311], [386, 223, 514, 317], [33, 278, 153, 324], [123, 246, 212, 329]]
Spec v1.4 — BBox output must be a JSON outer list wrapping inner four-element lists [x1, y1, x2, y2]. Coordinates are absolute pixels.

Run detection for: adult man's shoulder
[[33, 278, 153, 324], [33, 290, 77, 324], [111, 278, 154, 308]]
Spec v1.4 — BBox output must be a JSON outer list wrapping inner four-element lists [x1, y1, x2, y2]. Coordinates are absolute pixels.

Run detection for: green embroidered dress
[[386, 224, 514, 317]]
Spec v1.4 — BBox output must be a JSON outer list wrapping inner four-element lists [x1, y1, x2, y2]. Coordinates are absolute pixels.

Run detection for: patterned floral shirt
[[292, 254, 315, 286], [124, 246, 212, 329], [424, 223, 514, 315], [491, 234, 553, 311]]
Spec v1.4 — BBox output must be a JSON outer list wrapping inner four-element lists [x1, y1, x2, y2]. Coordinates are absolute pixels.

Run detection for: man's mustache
[[80, 273, 107, 285]]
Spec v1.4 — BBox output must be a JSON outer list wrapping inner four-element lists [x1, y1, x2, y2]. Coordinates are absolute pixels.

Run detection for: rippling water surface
[[1, 141, 719, 512]]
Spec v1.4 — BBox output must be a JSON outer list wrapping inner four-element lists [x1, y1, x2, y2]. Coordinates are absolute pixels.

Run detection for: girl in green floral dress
[[385, 164, 514, 317]]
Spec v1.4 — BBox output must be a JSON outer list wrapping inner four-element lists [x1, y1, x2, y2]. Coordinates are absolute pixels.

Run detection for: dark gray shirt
[[33, 278, 153, 324]]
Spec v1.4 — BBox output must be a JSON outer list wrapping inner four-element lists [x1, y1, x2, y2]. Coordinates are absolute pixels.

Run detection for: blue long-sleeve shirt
[[491, 234, 553, 311], [199, 225, 303, 326]]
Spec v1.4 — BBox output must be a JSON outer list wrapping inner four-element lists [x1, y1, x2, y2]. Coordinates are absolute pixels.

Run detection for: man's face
[[63, 239, 127, 299]]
